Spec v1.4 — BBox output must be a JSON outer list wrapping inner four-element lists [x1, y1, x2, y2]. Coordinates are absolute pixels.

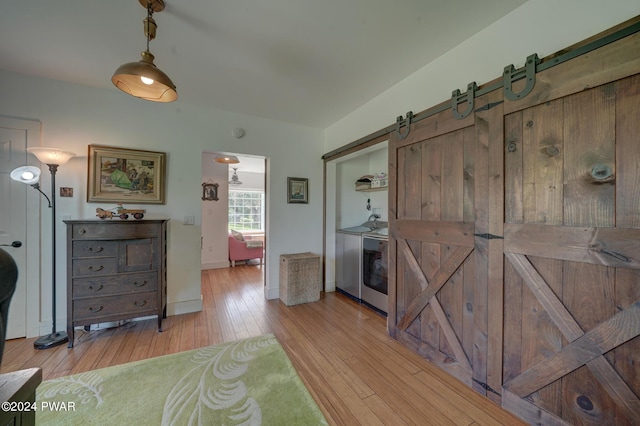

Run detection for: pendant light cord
[[146, 1, 152, 52]]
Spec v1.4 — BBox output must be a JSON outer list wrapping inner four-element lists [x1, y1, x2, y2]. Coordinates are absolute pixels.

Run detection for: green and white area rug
[[36, 334, 327, 425]]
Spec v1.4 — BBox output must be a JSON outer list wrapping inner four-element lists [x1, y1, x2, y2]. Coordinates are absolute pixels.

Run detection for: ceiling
[[1, 1, 526, 128]]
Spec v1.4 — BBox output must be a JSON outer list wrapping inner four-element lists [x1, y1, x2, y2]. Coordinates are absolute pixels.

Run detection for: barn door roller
[[503, 54, 540, 101], [395, 111, 414, 140], [452, 82, 477, 120]]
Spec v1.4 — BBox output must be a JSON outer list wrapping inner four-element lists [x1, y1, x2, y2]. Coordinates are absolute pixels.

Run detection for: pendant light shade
[[112, 0, 177, 102], [112, 51, 177, 102], [215, 154, 240, 164]]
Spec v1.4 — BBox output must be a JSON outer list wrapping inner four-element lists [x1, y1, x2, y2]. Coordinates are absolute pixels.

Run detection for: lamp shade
[[214, 155, 240, 164], [10, 166, 41, 184], [27, 147, 76, 166], [112, 51, 177, 102]]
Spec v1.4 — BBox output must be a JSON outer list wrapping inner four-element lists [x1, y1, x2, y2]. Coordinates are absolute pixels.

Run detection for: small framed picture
[[59, 187, 74, 197], [287, 177, 308, 204], [202, 182, 219, 201]]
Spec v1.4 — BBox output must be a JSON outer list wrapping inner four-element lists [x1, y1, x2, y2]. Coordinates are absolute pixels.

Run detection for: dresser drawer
[[72, 258, 118, 277], [70, 222, 160, 240], [73, 291, 158, 321], [72, 240, 118, 258], [72, 272, 157, 298]]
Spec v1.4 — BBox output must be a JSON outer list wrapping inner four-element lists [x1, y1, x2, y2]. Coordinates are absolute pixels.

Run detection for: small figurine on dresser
[[96, 204, 146, 220]]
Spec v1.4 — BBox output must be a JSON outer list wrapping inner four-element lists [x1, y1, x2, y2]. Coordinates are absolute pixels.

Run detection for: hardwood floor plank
[[362, 394, 410, 426], [69, 328, 118, 374], [0, 264, 525, 425], [345, 354, 458, 426], [282, 336, 360, 425]]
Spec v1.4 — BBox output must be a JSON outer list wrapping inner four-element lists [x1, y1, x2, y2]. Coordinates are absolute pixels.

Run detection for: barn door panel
[[613, 72, 640, 415], [390, 91, 503, 391], [502, 77, 640, 425]]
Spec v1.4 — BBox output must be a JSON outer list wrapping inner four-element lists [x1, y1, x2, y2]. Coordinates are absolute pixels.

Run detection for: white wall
[[334, 143, 388, 229], [336, 156, 369, 229], [0, 70, 324, 336], [324, 0, 640, 151], [366, 147, 389, 221], [201, 153, 230, 270]]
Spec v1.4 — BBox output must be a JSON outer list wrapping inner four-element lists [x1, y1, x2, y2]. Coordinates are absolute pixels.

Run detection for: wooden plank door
[[501, 74, 640, 425], [388, 24, 640, 424], [388, 90, 505, 398]]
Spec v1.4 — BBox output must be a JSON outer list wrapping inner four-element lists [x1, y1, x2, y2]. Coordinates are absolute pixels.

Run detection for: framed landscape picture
[[287, 177, 308, 204], [87, 145, 166, 204]]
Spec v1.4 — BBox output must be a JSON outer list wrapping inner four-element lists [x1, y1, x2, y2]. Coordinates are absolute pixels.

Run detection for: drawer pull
[[89, 246, 104, 253], [88, 265, 104, 272], [134, 300, 148, 307], [89, 305, 104, 313], [78, 229, 86, 235], [133, 280, 148, 287], [88, 284, 104, 292]]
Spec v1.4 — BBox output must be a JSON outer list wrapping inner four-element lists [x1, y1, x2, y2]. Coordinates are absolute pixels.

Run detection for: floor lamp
[[10, 147, 75, 349]]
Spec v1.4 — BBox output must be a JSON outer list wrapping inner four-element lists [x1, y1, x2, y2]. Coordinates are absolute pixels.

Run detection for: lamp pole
[[33, 163, 68, 349], [10, 147, 74, 349]]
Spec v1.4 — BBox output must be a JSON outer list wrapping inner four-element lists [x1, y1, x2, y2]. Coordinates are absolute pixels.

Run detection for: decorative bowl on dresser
[[64, 219, 168, 347]]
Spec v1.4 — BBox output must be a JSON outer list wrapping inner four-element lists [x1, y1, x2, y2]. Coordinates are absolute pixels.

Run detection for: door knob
[[0, 241, 22, 248]]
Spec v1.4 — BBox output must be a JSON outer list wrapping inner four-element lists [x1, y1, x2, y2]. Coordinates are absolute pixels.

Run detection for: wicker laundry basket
[[279, 252, 321, 306]]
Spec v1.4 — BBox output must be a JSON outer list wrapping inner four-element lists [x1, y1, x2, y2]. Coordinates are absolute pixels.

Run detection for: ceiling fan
[[229, 168, 242, 185]]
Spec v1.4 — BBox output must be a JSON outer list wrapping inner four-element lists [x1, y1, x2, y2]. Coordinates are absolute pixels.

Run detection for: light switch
[[184, 215, 195, 225]]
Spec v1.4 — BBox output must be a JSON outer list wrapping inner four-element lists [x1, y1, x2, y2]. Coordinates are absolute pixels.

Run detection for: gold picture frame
[[87, 145, 166, 204], [287, 177, 308, 204]]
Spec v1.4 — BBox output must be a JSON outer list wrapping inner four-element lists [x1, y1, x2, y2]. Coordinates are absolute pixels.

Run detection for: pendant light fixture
[[229, 168, 243, 185], [111, 0, 177, 102], [214, 154, 240, 164]]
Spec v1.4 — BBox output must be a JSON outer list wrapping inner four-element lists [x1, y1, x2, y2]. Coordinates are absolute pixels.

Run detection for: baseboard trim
[[167, 297, 203, 316], [201, 261, 230, 270], [266, 286, 279, 300], [324, 279, 336, 292], [26, 299, 204, 339]]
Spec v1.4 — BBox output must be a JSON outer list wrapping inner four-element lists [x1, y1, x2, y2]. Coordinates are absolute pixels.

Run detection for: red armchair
[[228, 232, 263, 267]]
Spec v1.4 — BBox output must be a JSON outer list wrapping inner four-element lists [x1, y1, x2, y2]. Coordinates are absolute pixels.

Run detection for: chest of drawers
[[64, 220, 168, 347]]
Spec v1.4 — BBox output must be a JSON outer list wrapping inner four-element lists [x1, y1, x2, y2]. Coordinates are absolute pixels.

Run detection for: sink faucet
[[368, 213, 380, 226]]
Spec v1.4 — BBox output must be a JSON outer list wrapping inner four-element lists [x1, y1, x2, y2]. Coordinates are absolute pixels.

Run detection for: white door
[[0, 117, 40, 339]]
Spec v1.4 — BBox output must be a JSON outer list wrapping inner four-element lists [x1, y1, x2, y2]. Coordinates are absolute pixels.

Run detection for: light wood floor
[[1, 265, 524, 425]]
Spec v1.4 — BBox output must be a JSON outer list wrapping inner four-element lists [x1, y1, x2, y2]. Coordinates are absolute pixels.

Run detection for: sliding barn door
[[389, 90, 505, 396], [388, 22, 640, 425], [501, 74, 640, 426]]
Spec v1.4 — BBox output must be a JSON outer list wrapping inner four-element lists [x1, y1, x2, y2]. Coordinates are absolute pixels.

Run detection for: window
[[228, 190, 265, 231]]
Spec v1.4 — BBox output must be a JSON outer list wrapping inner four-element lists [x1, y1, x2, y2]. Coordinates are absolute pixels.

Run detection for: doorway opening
[[200, 152, 267, 287]]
